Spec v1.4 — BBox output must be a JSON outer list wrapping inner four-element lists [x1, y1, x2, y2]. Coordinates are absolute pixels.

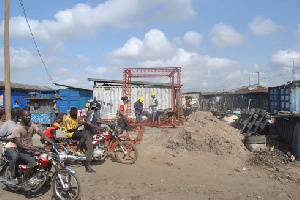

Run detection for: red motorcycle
[[0, 143, 81, 200], [62, 122, 138, 164]]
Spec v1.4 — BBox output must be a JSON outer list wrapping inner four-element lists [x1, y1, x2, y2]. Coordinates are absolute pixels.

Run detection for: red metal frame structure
[[123, 67, 183, 126]]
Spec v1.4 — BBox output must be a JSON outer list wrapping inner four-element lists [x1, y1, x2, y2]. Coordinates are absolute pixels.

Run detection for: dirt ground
[[1, 111, 300, 200]]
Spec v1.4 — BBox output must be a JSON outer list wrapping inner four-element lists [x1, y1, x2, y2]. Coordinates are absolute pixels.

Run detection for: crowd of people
[[0, 93, 158, 190]]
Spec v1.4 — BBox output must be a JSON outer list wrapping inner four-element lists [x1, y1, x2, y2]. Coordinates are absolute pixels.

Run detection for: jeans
[[151, 107, 158, 122], [19, 151, 36, 168], [5, 148, 19, 177], [135, 112, 143, 123]]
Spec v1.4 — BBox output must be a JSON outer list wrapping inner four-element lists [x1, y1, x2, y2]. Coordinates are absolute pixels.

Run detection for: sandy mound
[[160, 111, 248, 157]]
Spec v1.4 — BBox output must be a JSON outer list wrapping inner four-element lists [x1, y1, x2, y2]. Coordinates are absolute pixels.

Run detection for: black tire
[[115, 141, 138, 164], [244, 135, 266, 144], [52, 171, 81, 200]]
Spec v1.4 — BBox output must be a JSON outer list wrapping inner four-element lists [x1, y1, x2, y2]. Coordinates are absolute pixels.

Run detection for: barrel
[[292, 122, 300, 160]]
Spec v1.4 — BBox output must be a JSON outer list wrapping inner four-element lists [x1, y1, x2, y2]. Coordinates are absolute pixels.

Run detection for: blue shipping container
[[0, 90, 30, 109], [56, 89, 93, 114], [268, 86, 290, 113], [290, 84, 300, 113]]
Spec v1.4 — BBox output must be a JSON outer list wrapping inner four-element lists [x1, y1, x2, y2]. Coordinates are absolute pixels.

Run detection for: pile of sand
[[163, 111, 248, 157]]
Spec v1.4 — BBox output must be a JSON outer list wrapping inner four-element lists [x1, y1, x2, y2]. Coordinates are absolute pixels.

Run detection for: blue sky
[[0, 0, 300, 92]]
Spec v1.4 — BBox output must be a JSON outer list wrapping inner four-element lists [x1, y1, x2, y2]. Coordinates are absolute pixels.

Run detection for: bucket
[[292, 122, 300, 160]]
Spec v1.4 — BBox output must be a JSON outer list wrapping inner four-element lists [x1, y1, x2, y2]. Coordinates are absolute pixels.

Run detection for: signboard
[[0, 94, 3, 107]]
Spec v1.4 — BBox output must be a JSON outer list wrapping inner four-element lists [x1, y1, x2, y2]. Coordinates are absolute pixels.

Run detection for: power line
[[18, 0, 55, 84]]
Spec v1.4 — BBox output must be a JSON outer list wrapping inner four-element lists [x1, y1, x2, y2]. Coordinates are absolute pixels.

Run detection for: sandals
[[86, 168, 96, 173]]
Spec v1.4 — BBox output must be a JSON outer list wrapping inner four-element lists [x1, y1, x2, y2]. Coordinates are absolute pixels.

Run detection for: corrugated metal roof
[[230, 85, 268, 94], [88, 78, 172, 87], [54, 83, 92, 91], [0, 81, 52, 92]]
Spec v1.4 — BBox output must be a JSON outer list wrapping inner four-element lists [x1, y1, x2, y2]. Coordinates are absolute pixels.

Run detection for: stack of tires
[[234, 108, 270, 152], [235, 108, 270, 136]]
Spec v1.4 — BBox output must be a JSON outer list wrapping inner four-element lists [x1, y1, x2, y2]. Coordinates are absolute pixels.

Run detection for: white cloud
[[183, 31, 203, 46], [248, 16, 281, 36], [271, 50, 300, 66], [85, 66, 108, 75], [0, 47, 39, 70], [137, 48, 238, 90], [109, 29, 176, 60], [209, 23, 246, 50], [0, 0, 195, 43], [174, 31, 203, 50]]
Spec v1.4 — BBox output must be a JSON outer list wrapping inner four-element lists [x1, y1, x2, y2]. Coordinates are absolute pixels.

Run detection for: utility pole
[[257, 71, 260, 86], [292, 61, 295, 82], [4, 0, 11, 120]]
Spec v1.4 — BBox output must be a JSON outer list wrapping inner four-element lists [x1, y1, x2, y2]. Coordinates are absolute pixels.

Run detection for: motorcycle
[[0, 143, 81, 200], [62, 122, 138, 164]]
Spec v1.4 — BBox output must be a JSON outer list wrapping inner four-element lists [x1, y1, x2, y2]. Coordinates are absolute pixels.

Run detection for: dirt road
[[0, 111, 300, 200]]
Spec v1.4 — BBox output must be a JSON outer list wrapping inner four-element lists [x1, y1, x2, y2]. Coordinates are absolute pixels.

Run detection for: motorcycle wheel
[[115, 141, 138, 164], [4, 166, 20, 191], [52, 170, 81, 200]]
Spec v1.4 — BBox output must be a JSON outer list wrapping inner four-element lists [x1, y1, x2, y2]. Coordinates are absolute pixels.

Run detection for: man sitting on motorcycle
[[85, 102, 103, 134], [11, 109, 54, 191], [0, 108, 20, 184], [65, 107, 95, 173]]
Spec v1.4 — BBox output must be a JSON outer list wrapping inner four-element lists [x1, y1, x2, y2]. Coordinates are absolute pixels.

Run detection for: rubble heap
[[165, 111, 248, 157]]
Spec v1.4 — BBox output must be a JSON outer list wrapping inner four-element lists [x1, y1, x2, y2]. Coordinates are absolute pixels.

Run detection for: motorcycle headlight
[[58, 151, 68, 162]]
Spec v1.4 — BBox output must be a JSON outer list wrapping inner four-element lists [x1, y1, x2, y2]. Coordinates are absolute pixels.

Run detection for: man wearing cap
[[134, 97, 144, 123], [84, 102, 102, 134], [40, 122, 61, 144], [150, 92, 158, 122]]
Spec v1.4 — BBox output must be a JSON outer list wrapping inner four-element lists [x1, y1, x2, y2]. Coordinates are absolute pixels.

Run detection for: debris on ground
[[246, 147, 296, 167], [163, 111, 248, 158]]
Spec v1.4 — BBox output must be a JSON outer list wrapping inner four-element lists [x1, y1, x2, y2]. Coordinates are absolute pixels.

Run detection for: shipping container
[[0, 90, 30, 109], [93, 86, 172, 118], [290, 84, 300, 113], [38, 89, 93, 114], [269, 82, 300, 113], [268, 86, 290, 113]]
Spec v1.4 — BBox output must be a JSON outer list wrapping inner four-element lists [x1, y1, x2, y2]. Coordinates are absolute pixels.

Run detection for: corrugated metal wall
[[93, 86, 172, 118], [276, 116, 300, 146], [290, 85, 300, 113], [0, 90, 30, 109]]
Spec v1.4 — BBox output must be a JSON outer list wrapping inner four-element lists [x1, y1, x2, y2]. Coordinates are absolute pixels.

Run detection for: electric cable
[[18, 0, 55, 84]]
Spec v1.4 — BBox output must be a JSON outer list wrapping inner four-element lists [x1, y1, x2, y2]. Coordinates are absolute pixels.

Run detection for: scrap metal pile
[[234, 108, 271, 136]]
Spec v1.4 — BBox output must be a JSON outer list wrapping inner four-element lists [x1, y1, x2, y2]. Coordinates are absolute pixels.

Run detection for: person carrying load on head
[[150, 92, 158, 122]]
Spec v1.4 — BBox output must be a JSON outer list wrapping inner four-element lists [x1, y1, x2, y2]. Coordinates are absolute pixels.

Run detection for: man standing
[[65, 107, 95, 173], [150, 92, 158, 122], [0, 108, 20, 184], [134, 97, 144, 123], [85, 102, 102, 134], [118, 96, 131, 134], [11, 109, 54, 191]]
